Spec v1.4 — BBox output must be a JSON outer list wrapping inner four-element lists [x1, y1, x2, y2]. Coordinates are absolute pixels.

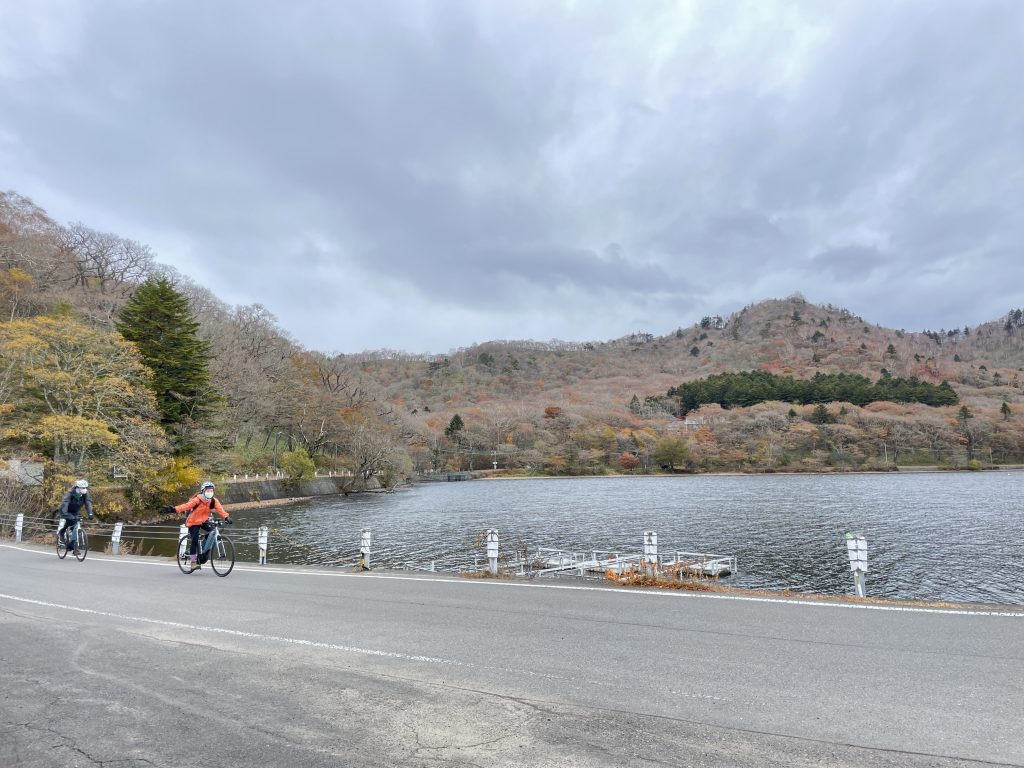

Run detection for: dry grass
[[612, 572, 1022, 611], [614, 572, 716, 591], [460, 569, 518, 580]]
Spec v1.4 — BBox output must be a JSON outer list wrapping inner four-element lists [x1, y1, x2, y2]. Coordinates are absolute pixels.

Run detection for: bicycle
[[56, 519, 88, 562], [177, 518, 235, 577]]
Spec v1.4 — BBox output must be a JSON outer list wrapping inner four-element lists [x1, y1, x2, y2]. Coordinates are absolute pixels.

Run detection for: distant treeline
[[667, 371, 959, 414]]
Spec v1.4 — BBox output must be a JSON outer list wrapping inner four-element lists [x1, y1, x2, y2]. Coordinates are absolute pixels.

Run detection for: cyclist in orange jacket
[[164, 481, 232, 571]]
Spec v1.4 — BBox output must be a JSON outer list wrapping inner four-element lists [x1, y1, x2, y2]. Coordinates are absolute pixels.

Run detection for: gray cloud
[[808, 246, 888, 282], [1, 0, 1023, 352]]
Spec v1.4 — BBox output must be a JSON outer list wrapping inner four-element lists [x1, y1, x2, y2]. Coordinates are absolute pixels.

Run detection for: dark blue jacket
[[59, 487, 93, 518]]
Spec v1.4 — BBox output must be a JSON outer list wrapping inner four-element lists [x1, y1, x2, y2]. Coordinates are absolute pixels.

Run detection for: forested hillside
[[2, 190, 1023, 517]]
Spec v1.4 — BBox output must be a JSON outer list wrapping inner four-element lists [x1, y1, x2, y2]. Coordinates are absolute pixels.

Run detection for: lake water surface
[[225, 471, 1024, 605]]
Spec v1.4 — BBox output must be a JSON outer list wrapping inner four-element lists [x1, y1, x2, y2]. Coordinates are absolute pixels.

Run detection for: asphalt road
[[1, 541, 1022, 767]]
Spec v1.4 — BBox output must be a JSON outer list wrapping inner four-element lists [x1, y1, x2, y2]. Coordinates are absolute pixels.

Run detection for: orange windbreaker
[[175, 495, 229, 527]]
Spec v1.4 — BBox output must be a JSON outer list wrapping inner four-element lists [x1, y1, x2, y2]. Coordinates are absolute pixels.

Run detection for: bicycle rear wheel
[[177, 535, 195, 574], [56, 530, 68, 559], [209, 536, 235, 577], [74, 528, 88, 561]]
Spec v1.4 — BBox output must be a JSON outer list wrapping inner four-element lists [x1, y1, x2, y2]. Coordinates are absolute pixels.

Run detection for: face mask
[[203, 490, 214, 500]]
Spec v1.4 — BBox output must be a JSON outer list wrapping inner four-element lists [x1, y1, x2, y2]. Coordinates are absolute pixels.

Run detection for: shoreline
[[222, 496, 307, 512], [473, 465, 1024, 481]]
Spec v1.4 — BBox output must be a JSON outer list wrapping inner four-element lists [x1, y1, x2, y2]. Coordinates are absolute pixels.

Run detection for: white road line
[[0, 591, 459, 664], [2, 542, 1022, 617], [0, 591, 733, 703]]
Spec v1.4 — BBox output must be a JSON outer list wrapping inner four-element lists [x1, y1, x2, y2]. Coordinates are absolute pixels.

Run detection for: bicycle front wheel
[[75, 528, 88, 561], [209, 536, 235, 577], [177, 535, 195, 574], [56, 530, 68, 559]]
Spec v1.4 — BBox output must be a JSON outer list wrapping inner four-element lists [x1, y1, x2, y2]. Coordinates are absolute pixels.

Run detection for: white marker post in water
[[845, 533, 868, 597], [644, 530, 658, 577], [258, 526, 269, 565], [360, 529, 371, 570], [486, 529, 499, 575]]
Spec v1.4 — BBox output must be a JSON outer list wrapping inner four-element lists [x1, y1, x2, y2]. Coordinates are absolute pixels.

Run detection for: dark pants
[[188, 522, 214, 563], [60, 514, 80, 546]]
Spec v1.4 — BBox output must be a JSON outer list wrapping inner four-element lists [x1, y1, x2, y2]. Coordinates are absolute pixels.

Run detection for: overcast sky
[[2, 1, 1022, 353]]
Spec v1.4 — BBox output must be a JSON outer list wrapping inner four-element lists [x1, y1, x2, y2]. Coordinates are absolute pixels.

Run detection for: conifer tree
[[444, 414, 465, 438], [116, 277, 213, 451]]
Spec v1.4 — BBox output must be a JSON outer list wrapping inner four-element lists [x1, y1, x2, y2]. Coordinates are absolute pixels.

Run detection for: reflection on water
[[156, 472, 1024, 603]]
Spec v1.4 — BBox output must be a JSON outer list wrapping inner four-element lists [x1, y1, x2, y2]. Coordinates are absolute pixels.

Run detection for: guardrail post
[[111, 522, 123, 555], [258, 525, 268, 565], [360, 528, 371, 570], [845, 533, 867, 597], [644, 531, 657, 577], [179, 523, 188, 558], [486, 529, 499, 575], [14, 513, 23, 542]]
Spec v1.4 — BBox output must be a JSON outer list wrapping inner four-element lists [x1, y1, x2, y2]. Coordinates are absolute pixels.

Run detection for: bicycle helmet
[[75, 479, 89, 491], [200, 481, 215, 491]]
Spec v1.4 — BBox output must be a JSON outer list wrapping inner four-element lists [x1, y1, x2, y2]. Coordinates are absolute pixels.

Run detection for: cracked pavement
[[1, 543, 1022, 767]]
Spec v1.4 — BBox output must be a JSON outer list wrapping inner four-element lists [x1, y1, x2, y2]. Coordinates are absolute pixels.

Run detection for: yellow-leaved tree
[[0, 314, 168, 498]]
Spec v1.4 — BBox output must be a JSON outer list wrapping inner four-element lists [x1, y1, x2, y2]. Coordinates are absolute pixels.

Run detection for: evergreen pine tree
[[116, 277, 213, 451], [444, 414, 465, 438]]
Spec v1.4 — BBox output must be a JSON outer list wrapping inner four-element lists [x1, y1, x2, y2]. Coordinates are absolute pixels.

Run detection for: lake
[[218, 471, 1024, 605]]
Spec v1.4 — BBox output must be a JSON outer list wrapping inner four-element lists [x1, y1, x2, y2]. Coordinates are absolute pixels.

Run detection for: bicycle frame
[[201, 520, 225, 557], [59, 518, 82, 542]]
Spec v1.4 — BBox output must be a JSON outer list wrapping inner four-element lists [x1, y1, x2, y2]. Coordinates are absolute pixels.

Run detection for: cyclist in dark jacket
[[58, 479, 93, 552]]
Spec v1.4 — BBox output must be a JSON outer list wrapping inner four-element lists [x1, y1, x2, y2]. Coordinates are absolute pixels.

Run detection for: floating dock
[[517, 547, 736, 579]]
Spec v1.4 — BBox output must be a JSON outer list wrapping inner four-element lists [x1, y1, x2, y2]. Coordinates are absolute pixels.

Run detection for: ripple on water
[[220, 472, 1024, 604]]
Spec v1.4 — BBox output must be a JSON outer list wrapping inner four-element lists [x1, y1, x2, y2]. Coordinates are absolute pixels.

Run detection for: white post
[[258, 525, 268, 565], [111, 522, 123, 555], [644, 531, 658, 577], [486, 529, 499, 575], [360, 529, 371, 570], [14, 513, 23, 542], [179, 523, 188, 559], [845, 533, 868, 597]]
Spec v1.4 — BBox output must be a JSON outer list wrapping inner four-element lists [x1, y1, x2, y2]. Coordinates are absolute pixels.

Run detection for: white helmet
[[75, 479, 89, 491]]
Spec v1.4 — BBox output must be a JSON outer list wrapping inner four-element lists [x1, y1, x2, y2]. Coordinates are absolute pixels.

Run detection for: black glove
[[225, 517, 234, 525], [88, 514, 94, 520], [163, 505, 176, 514]]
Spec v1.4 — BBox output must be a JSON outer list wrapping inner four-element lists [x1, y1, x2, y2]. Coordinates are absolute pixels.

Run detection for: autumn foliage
[[3, 191, 1024, 520]]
